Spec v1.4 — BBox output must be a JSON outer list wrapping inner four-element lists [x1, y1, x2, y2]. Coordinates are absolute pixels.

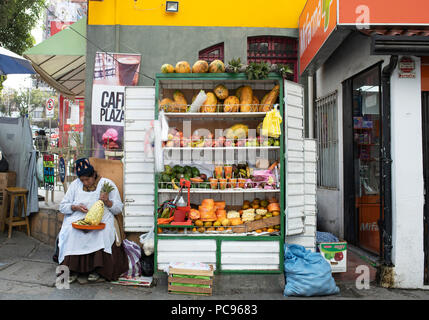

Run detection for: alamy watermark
[[56, 265, 70, 290], [355, 265, 371, 290]]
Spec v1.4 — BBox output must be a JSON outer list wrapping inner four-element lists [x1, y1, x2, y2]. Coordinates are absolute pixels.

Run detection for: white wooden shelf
[[158, 188, 280, 194], [163, 146, 280, 151], [164, 112, 268, 119]]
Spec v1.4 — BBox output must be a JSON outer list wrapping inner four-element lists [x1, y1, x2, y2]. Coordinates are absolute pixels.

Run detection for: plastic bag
[[121, 239, 142, 278], [139, 228, 155, 256], [140, 254, 154, 276], [262, 104, 282, 138], [159, 110, 169, 141], [283, 244, 340, 297]]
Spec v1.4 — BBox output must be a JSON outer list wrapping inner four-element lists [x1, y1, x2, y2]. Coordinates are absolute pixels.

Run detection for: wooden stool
[[5, 187, 30, 239]]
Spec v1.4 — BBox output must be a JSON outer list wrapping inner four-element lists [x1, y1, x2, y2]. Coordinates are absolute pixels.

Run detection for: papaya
[[175, 61, 191, 73], [260, 85, 280, 112], [192, 60, 209, 73], [173, 90, 188, 112], [251, 96, 260, 112], [239, 86, 253, 112], [209, 60, 225, 73], [160, 98, 175, 112], [223, 96, 240, 112], [214, 84, 229, 100], [161, 64, 174, 73], [236, 86, 245, 99], [200, 92, 217, 113]]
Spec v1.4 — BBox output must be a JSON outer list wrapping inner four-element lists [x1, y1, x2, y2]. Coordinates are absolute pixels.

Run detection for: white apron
[[57, 177, 123, 264]]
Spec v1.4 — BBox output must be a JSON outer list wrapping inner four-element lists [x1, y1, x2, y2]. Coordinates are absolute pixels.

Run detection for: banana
[[171, 179, 180, 190]]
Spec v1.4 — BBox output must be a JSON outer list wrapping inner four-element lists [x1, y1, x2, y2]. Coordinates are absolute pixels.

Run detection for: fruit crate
[[168, 265, 214, 296], [232, 215, 281, 233]]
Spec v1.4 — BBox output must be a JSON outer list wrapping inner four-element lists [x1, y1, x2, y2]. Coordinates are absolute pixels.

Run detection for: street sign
[[46, 98, 55, 118]]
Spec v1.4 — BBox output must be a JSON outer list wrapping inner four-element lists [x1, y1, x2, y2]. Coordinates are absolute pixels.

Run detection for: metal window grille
[[315, 91, 339, 189], [247, 36, 298, 82], [199, 43, 224, 64]]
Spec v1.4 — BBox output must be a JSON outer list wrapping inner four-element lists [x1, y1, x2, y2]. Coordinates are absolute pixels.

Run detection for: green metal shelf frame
[[153, 72, 285, 275]]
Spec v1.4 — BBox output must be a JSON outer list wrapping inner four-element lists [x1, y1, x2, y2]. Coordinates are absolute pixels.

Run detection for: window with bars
[[199, 43, 224, 64], [316, 91, 339, 189], [247, 36, 298, 82]]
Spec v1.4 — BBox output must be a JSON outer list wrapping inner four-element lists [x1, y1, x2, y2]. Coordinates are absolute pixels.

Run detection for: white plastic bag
[[139, 228, 155, 256], [159, 110, 169, 141], [189, 90, 207, 113]]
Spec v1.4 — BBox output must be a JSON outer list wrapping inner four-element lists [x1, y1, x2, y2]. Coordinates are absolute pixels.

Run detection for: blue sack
[[283, 244, 340, 297]]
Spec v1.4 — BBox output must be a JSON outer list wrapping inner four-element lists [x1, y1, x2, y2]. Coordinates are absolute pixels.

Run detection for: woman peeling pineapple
[[58, 158, 128, 284]]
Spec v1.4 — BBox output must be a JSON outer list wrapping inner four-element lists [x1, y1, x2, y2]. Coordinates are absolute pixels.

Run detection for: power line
[[42, 3, 156, 84]]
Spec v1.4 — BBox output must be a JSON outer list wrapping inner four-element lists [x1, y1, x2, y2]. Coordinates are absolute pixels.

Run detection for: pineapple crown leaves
[[245, 62, 271, 80], [276, 64, 294, 78], [101, 181, 115, 193], [226, 57, 243, 74]]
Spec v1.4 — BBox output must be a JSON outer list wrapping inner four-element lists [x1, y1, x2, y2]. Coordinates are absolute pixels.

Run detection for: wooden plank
[[168, 285, 212, 294], [168, 276, 213, 286], [169, 267, 214, 277]]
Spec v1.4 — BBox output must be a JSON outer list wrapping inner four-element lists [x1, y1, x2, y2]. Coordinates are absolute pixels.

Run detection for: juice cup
[[209, 178, 218, 189], [229, 178, 237, 188], [214, 166, 223, 179], [224, 166, 233, 179], [219, 178, 227, 190], [238, 178, 246, 189]]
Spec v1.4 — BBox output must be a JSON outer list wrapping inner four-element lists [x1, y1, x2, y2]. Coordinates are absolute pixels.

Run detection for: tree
[[0, 0, 46, 91]]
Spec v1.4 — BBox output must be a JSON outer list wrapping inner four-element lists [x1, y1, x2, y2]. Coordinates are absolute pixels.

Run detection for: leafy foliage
[[0, 0, 46, 55], [226, 58, 244, 73], [245, 62, 271, 80]]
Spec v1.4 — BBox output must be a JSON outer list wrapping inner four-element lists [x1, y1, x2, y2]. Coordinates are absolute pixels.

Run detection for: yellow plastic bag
[[262, 105, 282, 138]]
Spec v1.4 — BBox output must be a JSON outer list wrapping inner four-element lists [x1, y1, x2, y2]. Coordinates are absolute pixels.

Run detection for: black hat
[[75, 158, 94, 177]]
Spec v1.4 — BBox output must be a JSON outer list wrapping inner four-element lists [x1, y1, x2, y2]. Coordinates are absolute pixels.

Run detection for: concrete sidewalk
[[1, 231, 429, 300]]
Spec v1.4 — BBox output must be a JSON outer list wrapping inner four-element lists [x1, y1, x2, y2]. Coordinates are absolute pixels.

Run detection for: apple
[[334, 252, 344, 262]]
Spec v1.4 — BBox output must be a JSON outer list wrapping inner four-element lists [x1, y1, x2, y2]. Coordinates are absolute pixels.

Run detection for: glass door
[[352, 66, 382, 255]]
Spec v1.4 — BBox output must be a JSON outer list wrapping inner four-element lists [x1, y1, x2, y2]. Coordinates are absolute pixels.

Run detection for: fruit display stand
[[154, 72, 285, 274]]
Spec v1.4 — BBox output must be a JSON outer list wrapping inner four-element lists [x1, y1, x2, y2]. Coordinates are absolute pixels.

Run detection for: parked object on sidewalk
[[121, 239, 142, 278], [140, 254, 154, 276], [139, 228, 155, 256], [283, 244, 339, 297], [111, 275, 153, 287], [316, 231, 339, 248], [167, 262, 214, 296], [319, 242, 348, 273]]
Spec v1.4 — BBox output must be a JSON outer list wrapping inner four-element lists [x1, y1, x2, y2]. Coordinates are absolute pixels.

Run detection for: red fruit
[[334, 252, 343, 261]]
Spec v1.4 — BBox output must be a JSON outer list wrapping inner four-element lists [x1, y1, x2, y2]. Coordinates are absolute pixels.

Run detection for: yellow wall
[[88, 0, 307, 28]]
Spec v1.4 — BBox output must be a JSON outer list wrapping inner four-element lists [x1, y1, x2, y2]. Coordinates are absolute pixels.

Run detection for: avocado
[[162, 174, 171, 182], [191, 167, 200, 177], [176, 173, 185, 180], [173, 165, 181, 173], [177, 166, 185, 174]]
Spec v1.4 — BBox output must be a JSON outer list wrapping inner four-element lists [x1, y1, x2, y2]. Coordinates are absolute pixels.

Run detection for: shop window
[[247, 36, 298, 82], [199, 43, 224, 64], [316, 91, 339, 189]]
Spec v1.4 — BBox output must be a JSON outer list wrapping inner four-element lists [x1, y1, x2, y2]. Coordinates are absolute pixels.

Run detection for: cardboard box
[[319, 242, 347, 273]]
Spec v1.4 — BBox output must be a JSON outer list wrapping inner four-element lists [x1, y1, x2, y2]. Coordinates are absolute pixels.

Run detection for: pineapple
[[84, 182, 115, 226], [84, 200, 105, 226]]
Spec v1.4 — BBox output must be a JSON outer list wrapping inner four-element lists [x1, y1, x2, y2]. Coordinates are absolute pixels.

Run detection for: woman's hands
[[71, 204, 88, 213], [99, 192, 113, 208]]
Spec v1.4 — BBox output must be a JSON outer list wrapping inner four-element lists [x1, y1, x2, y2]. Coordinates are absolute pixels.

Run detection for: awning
[[23, 17, 86, 98]]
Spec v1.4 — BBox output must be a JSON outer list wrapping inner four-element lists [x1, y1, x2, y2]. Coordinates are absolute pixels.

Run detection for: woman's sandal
[[88, 272, 100, 282], [68, 272, 78, 284]]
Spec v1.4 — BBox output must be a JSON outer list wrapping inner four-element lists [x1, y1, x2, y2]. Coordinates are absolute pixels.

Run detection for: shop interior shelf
[[164, 112, 268, 119], [163, 146, 280, 151], [158, 188, 280, 193]]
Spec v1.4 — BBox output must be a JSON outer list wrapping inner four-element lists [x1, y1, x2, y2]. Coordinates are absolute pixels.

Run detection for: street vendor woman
[[58, 158, 128, 284]]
